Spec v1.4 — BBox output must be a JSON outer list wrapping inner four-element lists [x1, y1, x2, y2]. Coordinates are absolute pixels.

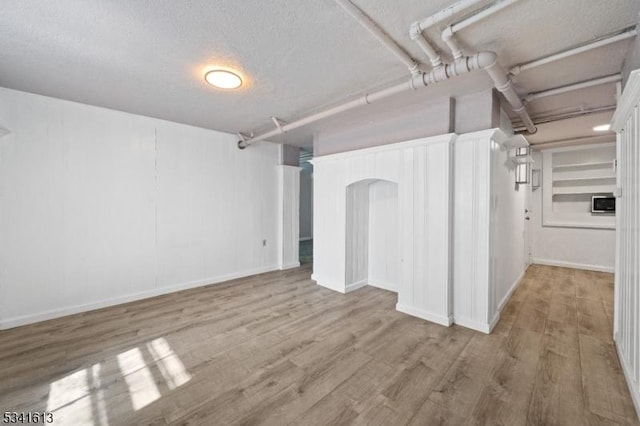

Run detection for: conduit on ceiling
[[236, 0, 634, 149]]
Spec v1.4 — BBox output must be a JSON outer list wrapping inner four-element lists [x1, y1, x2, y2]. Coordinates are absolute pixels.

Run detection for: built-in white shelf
[[552, 176, 616, 182], [552, 185, 616, 195], [542, 143, 616, 229], [552, 161, 612, 170]]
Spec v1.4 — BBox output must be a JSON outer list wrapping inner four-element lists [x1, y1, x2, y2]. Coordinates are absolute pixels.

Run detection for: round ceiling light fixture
[[204, 69, 242, 89], [593, 124, 611, 132]]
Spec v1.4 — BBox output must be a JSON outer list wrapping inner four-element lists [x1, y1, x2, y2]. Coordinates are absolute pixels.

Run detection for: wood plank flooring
[[0, 264, 638, 425]]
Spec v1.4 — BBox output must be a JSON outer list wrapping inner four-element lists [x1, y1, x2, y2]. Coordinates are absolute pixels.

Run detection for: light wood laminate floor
[[0, 264, 638, 425]]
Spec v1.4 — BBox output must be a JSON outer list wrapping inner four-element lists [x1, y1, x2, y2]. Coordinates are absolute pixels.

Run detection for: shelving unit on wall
[[541, 142, 616, 229]]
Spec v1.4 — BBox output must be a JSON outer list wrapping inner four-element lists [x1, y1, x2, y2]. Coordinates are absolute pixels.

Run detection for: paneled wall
[[313, 129, 528, 333], [313, 135, 454, 326], [0, 88, 281, 329], [612, 69, 640, 417], [452, 129, 528, 332], [278, 165, 301, 270], [452, 132, 492, 331], [368, 180, 399, 292]]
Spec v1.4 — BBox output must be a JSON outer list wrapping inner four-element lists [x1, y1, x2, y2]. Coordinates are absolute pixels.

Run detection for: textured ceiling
[[0, 0, 638, 148]]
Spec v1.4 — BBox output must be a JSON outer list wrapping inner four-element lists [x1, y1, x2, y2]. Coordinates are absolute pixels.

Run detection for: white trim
[[345, 280, 368, 293], [498, 269, 526, 312], [280, 262, 300, 270], [396, 303, 453, 327], [538, 141, 615, 154], [0, 264, 280, 330], [313, 133, 456, 163], [368, 281, 397, 292], [532, 258, 614, 273], [454, 268, 525, 334], [313, 276, 346, 293], [542, 220, 615, 230], [615, 336, 640, 421], [489, 311, 501, 331], [454, 316, 492, 333], [612, 69, 640, 131]]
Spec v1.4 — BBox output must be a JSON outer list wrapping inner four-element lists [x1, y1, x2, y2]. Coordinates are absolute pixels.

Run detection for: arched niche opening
[[345, 179, 399, 293]]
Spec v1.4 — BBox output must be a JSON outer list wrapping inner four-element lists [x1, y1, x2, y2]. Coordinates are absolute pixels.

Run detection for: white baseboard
[[454, 267, 526, 334], [368, 281, 397, 292], [313, 276, 346, 293], [532, 258, 614, 273], [280, 262, 300, 270], [0, 264, 280, 330], [396, 303, 453, 327], [454, 316, 493, 334], [498, 268, 527, 312], [615, 335, 640, 422], [345, 280, 367, 293]]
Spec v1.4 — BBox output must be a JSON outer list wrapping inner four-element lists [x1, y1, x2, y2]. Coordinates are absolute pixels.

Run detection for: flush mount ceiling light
[[204, 70, 242, 89], [593, 124, 611, 132]]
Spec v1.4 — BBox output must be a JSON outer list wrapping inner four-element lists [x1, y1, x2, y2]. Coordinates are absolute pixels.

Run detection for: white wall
[[368, 180, 398, 292], [0, 88, 281, 329], [530, 149, 616, 272], [452, 129, 527, 333], [278, 165, 301, 270], [453, 132, 492, 331], [299, 160, 313, 240], [612, 68, 640, 418], [313, 98, 453, 156], [313, 135, 453, 326], [345, 181, 370, 290], [489, 137, 528, 313]]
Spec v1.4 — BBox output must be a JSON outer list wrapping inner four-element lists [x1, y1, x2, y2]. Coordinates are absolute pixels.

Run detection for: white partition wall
[[277, 165, 301, 270], [368, 180, 399, 292], [313, 135, 455, 326], [313, 129, 528, 332], [452, 131, 493, 331], [612, 69, 640, 417]]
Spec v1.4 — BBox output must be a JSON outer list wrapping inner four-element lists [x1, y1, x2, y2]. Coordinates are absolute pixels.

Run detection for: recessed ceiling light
[[204, 70, 242, 89], [593, 124, 611, 132]]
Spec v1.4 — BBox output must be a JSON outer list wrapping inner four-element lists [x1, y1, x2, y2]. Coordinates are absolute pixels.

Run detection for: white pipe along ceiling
[[235, 0, 635, 149], [509, 26, 637, 76], [524, 74, 622, 103], [237, 0, 536, 148], [512, 105, 617, 133]]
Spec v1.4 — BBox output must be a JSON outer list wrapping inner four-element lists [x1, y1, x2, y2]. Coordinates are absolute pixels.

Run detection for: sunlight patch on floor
[[47, 368, 89, 411], [45, 338, 192, 423], [147, 338, 192, 390], [117, 347, 161, 410]]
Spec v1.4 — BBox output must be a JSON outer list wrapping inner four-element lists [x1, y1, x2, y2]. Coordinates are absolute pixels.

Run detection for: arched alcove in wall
[[345, 178, 399, 292]]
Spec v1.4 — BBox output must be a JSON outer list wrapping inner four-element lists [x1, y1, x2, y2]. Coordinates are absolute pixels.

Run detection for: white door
[[524, 184, 533, 266]]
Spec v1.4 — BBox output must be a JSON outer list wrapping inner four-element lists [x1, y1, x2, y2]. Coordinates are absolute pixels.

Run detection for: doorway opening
[[345, 179, 399, 292], [299, 149, 313, 264]]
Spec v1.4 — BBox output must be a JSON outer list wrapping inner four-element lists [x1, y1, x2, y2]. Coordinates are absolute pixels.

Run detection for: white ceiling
[[0, 0, 638, 149]]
